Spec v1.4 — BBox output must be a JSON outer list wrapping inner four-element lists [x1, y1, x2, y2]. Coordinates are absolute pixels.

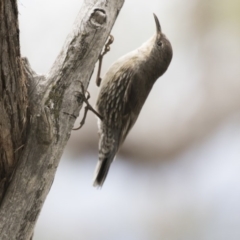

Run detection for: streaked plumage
[[93, 14, 173, 187]]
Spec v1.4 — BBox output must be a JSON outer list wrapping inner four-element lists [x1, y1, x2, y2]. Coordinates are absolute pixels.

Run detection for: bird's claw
[[96, 35, 114, 87], [72, 82, 103, 130]]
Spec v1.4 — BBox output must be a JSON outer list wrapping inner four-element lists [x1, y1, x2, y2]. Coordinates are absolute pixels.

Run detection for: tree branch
[[0, 0, 28, 201], [0, 0, 124, 239]]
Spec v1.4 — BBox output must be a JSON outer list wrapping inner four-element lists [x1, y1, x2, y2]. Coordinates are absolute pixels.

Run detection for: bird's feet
[[72, 83, 103, 130], [96, 35, 114, 87]]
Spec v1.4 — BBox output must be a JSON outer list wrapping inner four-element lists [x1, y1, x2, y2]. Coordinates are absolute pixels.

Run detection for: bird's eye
[[157, 41, 162, 47]]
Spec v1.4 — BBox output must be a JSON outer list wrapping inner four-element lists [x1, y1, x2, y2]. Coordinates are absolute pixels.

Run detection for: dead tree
[[0, 0, 124, 239]]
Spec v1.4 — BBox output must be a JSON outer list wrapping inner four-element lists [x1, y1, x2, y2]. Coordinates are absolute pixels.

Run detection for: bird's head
[[152, 13, 173, 72]]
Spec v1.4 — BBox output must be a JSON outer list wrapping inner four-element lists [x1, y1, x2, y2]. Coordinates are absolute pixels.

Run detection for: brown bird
[[94, 14, 173, 187]]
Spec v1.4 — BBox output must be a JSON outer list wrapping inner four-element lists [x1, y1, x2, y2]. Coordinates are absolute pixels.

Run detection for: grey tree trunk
[[0, 0, 124, 239]]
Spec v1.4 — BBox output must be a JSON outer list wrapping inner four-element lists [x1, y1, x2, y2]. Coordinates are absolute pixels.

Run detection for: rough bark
[[0, 0, 28, 202], [0, 0, 124, 239]]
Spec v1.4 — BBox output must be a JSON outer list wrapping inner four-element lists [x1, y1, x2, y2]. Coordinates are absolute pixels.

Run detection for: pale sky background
[[18, 0, 240, 239]]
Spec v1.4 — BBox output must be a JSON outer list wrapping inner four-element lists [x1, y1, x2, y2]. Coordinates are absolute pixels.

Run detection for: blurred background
[[18, 0, 240, 239]]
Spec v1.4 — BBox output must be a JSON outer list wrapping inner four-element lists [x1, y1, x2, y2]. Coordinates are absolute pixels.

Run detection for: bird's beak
[[153, 13, 162, 37]]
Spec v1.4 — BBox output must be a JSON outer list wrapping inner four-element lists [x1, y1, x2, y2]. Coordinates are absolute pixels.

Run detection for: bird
[[93, 13, 173, 187]]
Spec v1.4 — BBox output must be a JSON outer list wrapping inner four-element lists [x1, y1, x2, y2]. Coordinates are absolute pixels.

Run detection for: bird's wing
[[119, 72, 140, 145], [96, 65, 139, 146]]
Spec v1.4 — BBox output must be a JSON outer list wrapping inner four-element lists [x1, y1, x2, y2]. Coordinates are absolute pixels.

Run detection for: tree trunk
[[0, 0, 124, 239]]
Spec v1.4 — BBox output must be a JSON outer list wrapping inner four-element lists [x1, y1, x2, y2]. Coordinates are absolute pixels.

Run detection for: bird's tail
[[93, 129, 118, 187], [93, 156, 114, 187]]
